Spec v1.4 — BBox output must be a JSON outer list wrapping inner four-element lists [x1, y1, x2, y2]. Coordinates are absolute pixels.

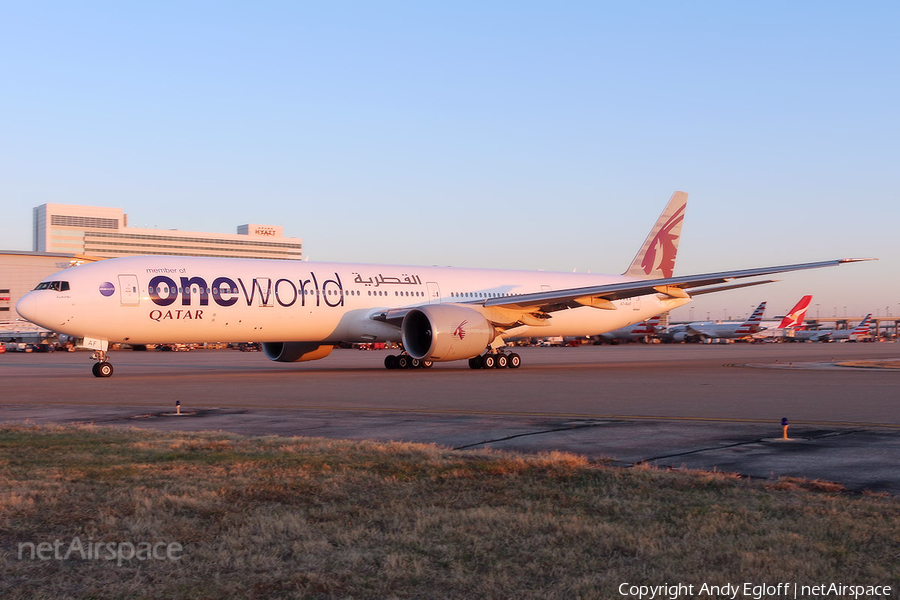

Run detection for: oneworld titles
[[146, 272, 345, 309]]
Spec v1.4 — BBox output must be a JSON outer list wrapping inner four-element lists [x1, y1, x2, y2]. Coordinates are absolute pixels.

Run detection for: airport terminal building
[[2, 203, 303, 328], [33, 204, 302, 260]]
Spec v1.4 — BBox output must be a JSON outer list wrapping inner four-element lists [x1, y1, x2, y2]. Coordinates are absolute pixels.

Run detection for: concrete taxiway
[[2, 343, 898, 493]]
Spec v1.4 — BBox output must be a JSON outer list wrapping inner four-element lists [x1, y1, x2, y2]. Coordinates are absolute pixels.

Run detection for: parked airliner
[[791, 314, 874, 342], [16, 192, 871, 376], [660, 301, 768, 343], [751, 295, 813, 340], [596, 315, 662, 343]]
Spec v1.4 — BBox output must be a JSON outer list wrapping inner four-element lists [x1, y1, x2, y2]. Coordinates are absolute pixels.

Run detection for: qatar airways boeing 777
[[16, 192, 871, 376]]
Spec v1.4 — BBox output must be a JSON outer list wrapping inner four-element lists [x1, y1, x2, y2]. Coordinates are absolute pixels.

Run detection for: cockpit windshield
[[35, 281, 70, 292]]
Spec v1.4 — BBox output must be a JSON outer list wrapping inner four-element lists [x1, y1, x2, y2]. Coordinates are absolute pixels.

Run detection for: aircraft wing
[[372, 258, 871, 329], [483, 258, 872, 314], [684, 324, 712, 338]]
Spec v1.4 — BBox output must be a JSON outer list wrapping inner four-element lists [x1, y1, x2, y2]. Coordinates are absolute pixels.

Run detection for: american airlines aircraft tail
[[850, 314, 874, 336], [632, 315, 662, 336], [16, 191, 873, 376], [732, 301, 767, 336], [597, 315, 662, 343]]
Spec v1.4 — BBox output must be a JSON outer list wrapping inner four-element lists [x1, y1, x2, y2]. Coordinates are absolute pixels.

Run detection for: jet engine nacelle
[[401, 304, 495, 362], [263, 342, 333, 362]]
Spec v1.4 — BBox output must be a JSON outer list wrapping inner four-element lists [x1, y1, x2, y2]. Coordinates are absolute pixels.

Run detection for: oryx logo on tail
[[641, 206, 685, 277], [625, 191, 687, 279]]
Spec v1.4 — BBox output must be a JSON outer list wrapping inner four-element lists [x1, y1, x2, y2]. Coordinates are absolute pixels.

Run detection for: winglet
[[624, 191, 688, 280]]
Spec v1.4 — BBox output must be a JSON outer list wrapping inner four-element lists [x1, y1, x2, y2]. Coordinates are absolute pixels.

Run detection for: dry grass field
[[1, 425, 897, 599]]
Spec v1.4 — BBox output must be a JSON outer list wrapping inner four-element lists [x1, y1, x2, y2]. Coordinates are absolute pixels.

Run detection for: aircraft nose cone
[[16, 293, 37, 323]]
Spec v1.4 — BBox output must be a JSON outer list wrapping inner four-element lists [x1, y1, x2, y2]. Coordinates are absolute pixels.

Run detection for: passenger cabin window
[[35, 281, 70, 292]]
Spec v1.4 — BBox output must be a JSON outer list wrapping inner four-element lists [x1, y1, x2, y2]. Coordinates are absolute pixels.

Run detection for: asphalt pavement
[[2, 343, 898, 493]]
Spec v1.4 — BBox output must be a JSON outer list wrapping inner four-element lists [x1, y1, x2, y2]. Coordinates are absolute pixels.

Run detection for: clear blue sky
[[2, 2, 897, 320]]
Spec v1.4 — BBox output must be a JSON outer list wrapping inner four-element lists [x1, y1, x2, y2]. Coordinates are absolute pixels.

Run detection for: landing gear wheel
[[92, 362, 113, 378], [508, 353, 521, 369], [410, 358, 422, 369], [468, 356, 484, 369], [482, 354, 496, 369], [396, 355, 410, 369], [385, 355, 398, 369], [496, 354, 509, 368], [422, 361, 433, 369]]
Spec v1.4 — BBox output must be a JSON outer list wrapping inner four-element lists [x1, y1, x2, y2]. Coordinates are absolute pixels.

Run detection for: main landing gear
[[91, 350, 114, 378], [384, 354, 434, 370], [468, 351, 521, 370]]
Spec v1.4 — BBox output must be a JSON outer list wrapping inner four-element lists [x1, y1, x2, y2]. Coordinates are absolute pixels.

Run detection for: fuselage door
[[426, 282, 441, 304], [118, 274, 140, 306]]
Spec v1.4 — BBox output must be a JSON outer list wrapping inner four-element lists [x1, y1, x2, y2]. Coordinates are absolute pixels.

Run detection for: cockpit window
[[35, 281, 70, 292]]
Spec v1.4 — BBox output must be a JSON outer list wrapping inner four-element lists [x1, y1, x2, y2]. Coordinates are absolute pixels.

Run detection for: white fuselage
[[18, 256, 689, 346], [686, 321, 754, 339]]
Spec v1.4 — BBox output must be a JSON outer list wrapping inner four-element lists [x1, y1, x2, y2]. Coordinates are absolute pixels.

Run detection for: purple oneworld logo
[[99, 282, 116, 297]]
